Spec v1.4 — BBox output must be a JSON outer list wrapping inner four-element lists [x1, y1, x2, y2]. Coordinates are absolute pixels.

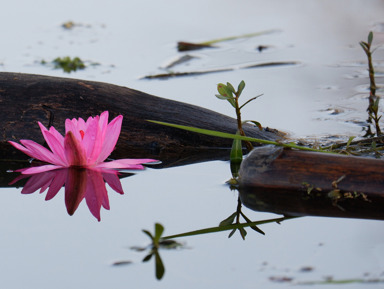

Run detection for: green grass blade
[[148, 120, 332, 153]]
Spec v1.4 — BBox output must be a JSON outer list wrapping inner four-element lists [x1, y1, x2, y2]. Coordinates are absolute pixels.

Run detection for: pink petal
[[65, 119, 82, 141], [65, 168, 88, 216], [45, 169, 67, 200], [97, 115, 123, 163], [85, 115, 95, 127], [64, 131, 87, 166], [96, 158, 158, 169], [19, 140, 64, 165], [20, 165, 63, 174], [8, 141, 35, 159], [9, 173, 29, 185], [102, 171, 124, 194], [99, 111, 109, 129], [77, 117, 86, 131], [40, 128, 68, 166], [38, 122, 64, 147], [21, 172, 55, 194], [87, 112, 109, 164], [82, 117, 99, 164], [48, 125, 65, 146], [85, 169, 108, 221]]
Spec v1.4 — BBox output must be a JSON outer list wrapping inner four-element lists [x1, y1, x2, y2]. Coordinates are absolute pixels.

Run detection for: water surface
[[1, 0, 384, 288]]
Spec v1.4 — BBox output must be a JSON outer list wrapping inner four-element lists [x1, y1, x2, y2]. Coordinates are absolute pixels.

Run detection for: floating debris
[[177, 29, 279, 52], [161, 54, 199, 70], [111, 260, 133, 266], [52, 56, 86, 73], [41, 56, 101, 73], [62, 21, 76, 30], [177, 41, 214, 52], [142, 61, 299, 80], [256, 45, 271, 52]]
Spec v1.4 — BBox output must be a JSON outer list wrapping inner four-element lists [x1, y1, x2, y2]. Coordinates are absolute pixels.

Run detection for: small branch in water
[[141, 61, 298, 80], [177, 29, 280, 51]]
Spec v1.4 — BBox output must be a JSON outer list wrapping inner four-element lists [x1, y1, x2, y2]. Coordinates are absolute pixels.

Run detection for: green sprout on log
[[216, 81, 262, 152], [216, 81, 263, 178], [360, 31, 382, 137]]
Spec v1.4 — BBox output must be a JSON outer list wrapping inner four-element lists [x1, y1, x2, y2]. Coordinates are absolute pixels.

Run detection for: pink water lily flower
[[9, 111, 157, 174]]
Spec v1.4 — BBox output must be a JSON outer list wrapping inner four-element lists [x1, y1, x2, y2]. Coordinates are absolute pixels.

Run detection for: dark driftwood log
[[0, 72, 279, 174], [238, 146, 384, 220]]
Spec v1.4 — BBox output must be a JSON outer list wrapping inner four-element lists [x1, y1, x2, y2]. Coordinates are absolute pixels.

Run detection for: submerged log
[[238, 146, 384, 220], [0, 72, 279, 170]]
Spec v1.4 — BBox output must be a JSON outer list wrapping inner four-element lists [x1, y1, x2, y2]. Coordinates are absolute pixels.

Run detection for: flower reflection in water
[[10, 167, 127, 221]]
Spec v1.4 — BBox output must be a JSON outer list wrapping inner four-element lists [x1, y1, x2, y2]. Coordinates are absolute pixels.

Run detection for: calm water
[[1, 0, 384, 288]]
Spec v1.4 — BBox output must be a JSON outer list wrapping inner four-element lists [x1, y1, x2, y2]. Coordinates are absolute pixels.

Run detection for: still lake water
[[1, 0, 384, 288]]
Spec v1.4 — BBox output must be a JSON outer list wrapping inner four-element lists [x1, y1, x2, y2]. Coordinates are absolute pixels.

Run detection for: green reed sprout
[[216, 81, 262, 152], [360, 31, 382, 136]]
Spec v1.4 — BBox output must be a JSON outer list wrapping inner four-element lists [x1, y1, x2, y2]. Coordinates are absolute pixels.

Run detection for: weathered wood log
[[0, 72, 279, 170], [238, 146, 384, 220]]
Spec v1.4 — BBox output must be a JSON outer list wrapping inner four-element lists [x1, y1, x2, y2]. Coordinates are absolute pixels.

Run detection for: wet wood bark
[[238, 146, 384, 220], [0, 72, 279, 171]]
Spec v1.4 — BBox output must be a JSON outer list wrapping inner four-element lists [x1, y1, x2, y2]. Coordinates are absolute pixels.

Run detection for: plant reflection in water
[[10, 167, 128, 221], [124, 147, 294, 280], [130, 202, 294, 280]]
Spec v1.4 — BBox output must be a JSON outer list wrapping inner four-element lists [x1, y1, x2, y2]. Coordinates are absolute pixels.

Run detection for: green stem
[[362, 32, 381, 136], [234, 95, 253, 151]]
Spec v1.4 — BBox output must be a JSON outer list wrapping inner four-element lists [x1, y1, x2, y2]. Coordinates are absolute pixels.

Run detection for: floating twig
[[177, 29, 279, 51], [142, 61, 298, 80]]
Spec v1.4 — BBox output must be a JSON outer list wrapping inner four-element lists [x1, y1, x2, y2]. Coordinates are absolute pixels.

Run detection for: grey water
[[0, 0, 384, 288]]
